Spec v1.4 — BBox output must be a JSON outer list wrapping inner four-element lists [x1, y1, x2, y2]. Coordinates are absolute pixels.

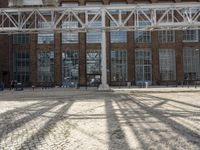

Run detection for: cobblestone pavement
[[0, 88, 200, 150]]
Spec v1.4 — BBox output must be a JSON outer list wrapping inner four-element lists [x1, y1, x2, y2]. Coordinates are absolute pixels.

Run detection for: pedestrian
[[10, 80, 14, 90], [32, 85, 35, 91]]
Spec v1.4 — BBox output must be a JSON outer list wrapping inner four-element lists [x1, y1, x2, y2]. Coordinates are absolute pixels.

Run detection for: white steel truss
[[0, 2, 200, 34]]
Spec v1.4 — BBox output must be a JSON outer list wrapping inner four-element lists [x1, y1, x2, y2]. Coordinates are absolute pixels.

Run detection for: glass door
[[135, 49, 152, 85], [62, 50, 79, 88]]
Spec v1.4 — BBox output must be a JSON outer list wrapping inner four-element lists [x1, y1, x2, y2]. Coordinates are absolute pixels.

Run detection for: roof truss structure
[[0, 2, 200, 34]]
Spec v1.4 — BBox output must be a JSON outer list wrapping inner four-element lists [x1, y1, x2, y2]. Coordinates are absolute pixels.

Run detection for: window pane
[[159, 49, 176, 80], [110, 2, 127, 14], [62, 50, 79, 87], [86, 21, 102, 43], [135, 49, 152, 84], [86, 2, 102, 15], [183, 29, 198, 42], [38, 21, 54, 44], [37, 51, 54, 82], [62, 21, 79, 43], [13, 34, 30, 44], [62, 3, 78, 7], [110, 21, 127, 43], [158, 30, 175, 43], [14, 49, 29, 84], [135, 20, 151, 43], [111, 50, 128, 81], [183, 48, 200, 80]]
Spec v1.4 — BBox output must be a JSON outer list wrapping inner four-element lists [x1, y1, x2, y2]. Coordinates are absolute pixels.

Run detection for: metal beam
[[0, 2, 200, 33]]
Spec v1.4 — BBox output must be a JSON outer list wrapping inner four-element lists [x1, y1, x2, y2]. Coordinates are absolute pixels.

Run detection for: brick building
[[0, 0, 200, 87]]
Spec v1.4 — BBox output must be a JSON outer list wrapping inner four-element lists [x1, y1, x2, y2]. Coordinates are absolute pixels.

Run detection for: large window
[[37, 51, 54, 82], [183, 48, 200, 80], [183, 29, 198, 42], [62, 21, 79, 43], [111, 50, 128, 82], [159, 49, 176, 80], [14, 49, 29, 84], [13, 34, 30, 44], [86, 21, 102, 43], [62, 50, 79, 86], [135, 49, 152, 84], [38, 22, 54, 44], [135, 20, 151, 43], [110, 21, 127, 43], [158, 30, 175, 43]]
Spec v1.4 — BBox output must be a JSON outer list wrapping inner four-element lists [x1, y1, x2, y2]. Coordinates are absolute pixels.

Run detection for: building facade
[[0, 0, 200, 87]]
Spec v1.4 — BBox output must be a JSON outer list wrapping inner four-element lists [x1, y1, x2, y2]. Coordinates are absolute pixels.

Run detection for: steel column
[[99, 7, 110, 90]]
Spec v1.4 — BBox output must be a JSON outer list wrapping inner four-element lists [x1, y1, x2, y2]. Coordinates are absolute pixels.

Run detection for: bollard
[[127, 82, 131, 88], [145, 82, 148, 88]]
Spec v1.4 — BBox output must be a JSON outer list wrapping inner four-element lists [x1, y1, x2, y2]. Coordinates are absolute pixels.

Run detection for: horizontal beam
[[0, 2, 200, 34], [3, 2, 200, 12]]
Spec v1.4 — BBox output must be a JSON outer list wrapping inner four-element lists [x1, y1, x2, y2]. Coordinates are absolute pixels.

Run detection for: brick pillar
[[0, 0, 8, 7], [151, 31, 159, 84], [29, 34, 37, 85], [127, 0, 134, 84], [175, 30, 184, 81], [0, 0, 9, 86], [79, 0, 86, 86], [54, 32, 62, 86], [0, 34, 10, 86]]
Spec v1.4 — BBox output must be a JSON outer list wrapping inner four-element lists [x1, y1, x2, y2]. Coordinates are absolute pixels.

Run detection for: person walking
[[10, 80, 14, 90]]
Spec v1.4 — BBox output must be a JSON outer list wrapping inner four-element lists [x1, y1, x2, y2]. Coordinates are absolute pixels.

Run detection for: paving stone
[[0, 89, 199, 150]]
